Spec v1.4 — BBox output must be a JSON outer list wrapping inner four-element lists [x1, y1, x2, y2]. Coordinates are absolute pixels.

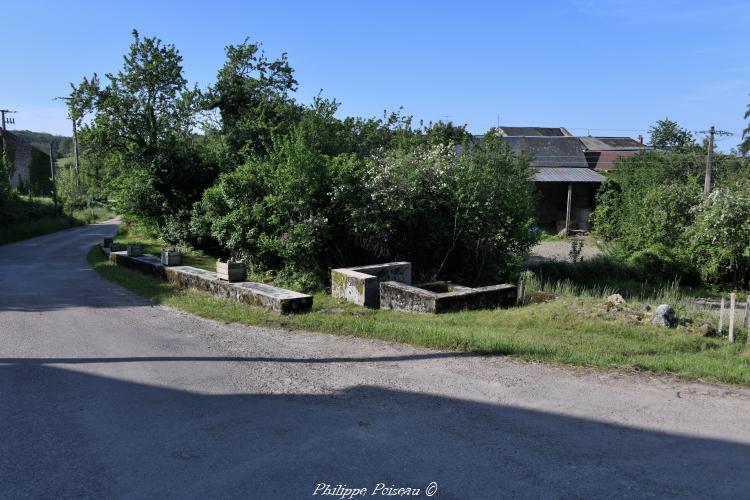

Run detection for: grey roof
[[501, 136, 590, 168], [579, 136, 647, 151], [534, 167, 605, 183], [496, 126, 572, 137]]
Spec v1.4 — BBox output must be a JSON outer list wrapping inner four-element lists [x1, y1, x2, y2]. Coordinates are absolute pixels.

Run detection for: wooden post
[[704, 126, 715, 195], [565, 182, 573, 235], [729, 293, 736, 343], [719, 297, 725, 334], [744, 296, 749, 328]]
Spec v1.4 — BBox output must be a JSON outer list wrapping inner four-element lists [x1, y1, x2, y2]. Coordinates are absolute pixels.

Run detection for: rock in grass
[[696, 323, 718, 337], [606, 293, 626, 307], [651, 304, 676, 328]]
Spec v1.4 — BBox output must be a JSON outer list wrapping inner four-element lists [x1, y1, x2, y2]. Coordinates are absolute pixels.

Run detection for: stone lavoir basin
[[379, 280, 516, 314], [331, 261, 516, 314]]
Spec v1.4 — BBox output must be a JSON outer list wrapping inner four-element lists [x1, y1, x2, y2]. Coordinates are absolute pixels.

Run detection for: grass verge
[[88, 245, 750, 386], [0, 195, 114, 245]]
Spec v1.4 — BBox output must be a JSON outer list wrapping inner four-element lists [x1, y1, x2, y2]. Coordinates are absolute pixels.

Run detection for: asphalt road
[[2, 220, 750, 499]]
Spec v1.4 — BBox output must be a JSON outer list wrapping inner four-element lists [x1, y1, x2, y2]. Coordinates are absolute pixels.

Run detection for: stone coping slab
[[331, 262, 412, 308], [100, 246, 312, 314], [379, 280, 516, 314]]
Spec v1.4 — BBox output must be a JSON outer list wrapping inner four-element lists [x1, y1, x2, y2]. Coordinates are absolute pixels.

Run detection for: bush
[[193, 131, 538, 289], [686, 181, 750, 287], [346, 137, 538, 284]]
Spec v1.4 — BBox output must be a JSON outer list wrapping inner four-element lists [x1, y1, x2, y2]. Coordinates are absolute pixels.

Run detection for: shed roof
[[496, 126, 572, 137], [579, 136, 646, 151], [534, 167, 605, 183], [502, 136, 590, 168]]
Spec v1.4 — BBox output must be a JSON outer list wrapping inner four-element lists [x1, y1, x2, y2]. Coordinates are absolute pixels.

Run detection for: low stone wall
[[331, 262, 412, 308], [108, 250, 165, 278], [102, 247, 312, 314], [379, 281, 516, 314]]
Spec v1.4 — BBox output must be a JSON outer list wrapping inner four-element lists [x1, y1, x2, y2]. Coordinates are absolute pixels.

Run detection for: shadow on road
[[0, 352, 482, 365], [1, 362, 749, 498]]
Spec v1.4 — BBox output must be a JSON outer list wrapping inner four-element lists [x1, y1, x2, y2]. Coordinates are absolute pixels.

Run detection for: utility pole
[[71, 118, 80, 188], [698, 126, 733, 195], [49, 143, 58, 213], [54, 97, 80, 188], [704, 126, 714, 195]]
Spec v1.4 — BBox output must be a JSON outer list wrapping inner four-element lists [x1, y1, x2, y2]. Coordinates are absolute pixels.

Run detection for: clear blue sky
[[2, 0, 749, 150]]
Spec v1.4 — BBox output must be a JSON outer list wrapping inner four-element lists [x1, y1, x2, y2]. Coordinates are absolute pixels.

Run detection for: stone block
[[108, 251, 165, 278], [331, 262, 411, 308], [379, 281, 516, 314], [164, 266, 312, 314]]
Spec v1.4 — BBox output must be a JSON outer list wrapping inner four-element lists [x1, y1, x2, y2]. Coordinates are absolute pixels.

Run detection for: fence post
[[744, 296, 749, 328], [719, 298, 725, 334], [728, 293, 736, 343]]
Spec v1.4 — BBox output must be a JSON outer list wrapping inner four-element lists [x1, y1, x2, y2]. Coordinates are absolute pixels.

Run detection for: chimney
[[637, 134, 643, 144]]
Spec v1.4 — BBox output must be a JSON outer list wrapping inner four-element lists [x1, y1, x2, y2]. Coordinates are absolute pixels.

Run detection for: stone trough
[[379, 280, 516, 314], [102, 247, 312, 314], [330, 262, 412, 308]]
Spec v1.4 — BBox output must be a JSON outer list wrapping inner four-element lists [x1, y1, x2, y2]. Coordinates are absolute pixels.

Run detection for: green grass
[[87, 244, 750, 386], [0, 195, 115, 245]]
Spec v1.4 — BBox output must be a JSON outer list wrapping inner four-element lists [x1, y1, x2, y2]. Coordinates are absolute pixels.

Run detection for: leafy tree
[[68, 30, 216, 236], [648, 118, 696, 151], [206, 39, 300, 162]]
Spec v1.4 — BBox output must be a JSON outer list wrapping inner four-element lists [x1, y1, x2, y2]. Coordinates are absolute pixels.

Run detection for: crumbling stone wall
[[1, 131, 52, 194]]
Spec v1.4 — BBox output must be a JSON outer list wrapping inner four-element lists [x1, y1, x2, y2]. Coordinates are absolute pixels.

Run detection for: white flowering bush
[[345, 137, 538, 284], [687, 180, 750, 286]]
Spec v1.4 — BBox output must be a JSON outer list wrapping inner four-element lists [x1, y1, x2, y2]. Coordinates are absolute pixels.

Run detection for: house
[[0, 129, 54, 194], [498, 133, 605, 234]]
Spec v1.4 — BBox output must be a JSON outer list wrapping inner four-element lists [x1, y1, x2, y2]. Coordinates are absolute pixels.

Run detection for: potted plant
[[216, 258, 246, 282], [161, 247, 183, 266], [126, 242, 143, 257]]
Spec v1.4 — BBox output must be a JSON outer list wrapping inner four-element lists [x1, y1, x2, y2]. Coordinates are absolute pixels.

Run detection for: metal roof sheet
[[502, 136, 590, 168], [579, 136, 646, 150], [497, 126, 572, 137], [534, 167, 605, 183]]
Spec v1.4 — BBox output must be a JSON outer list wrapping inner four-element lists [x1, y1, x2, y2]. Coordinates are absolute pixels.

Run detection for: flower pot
[[217, 259, 246, 282], [127, 243, 143, 257], [103, 237, 113, 248], [161, 249, 182, 266]]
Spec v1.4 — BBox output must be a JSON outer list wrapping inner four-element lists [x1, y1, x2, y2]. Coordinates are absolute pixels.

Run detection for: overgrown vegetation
[[67, 31, 537, 290], [591, 119, 750, 290]]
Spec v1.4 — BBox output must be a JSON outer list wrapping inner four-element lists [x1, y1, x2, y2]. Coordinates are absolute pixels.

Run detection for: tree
[[68, 30, 215, 233], [648, 118, 696, 151], [207, 39, 300, 161]]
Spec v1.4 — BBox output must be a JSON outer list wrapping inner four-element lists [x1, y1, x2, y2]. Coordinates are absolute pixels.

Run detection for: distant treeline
[[10, 130, 74, 158]]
